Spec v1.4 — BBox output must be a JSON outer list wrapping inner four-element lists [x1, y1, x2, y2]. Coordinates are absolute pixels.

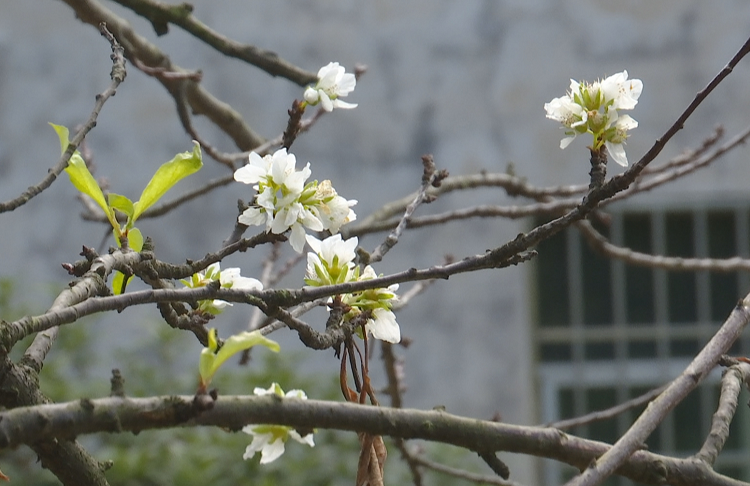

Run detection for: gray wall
[[1, 1, 750, 483]]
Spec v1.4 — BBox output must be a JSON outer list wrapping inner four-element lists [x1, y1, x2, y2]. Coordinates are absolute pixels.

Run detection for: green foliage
[[131, 141, 202, 222], [53, 124, 202, 239], [199, 328, 280, 389], [52, 124, 203, 295], [51, 123, 117, 230]]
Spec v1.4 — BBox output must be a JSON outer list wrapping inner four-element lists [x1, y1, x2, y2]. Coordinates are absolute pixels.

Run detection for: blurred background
[[2, 1, 750, 484]]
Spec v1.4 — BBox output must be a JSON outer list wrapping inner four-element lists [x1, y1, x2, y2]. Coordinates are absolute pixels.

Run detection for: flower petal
[[367, 308, 401, 343], [289, 223, 307, 253], [259, 437, 286, 464], [605, 141, 629, 167]]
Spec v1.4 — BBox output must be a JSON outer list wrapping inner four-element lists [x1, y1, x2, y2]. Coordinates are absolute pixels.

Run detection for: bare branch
[[694, 362, 750, 465], [578, 219, 750, 273], [0, 394, 747, 486], [544, 384, 668, 431], [61, 0, 266, 150], [369, 155, 448, 263], [112, 0, 317, 85], [0, 23, 125, 214], [564, 291, 750, 486], [407, 451, 525, 486]]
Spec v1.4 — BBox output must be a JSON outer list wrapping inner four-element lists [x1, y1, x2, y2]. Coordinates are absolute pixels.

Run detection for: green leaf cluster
[[51, 124, 202, 293]]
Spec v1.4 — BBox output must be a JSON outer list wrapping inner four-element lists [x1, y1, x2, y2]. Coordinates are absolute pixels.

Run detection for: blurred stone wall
[[1, 1, 749, 483]]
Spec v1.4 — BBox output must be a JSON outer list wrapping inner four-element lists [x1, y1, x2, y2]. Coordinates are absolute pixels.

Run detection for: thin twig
[[544, 384, 667, 430], [369, 155, 447, 263], [22, 23, 126, 367], [640, 126, 723, 175], [606, 123, 750, 206], [578, 219, 750, 273], [62, 0, 266, 150], [0, 23, 125, 214], [407, 452, 525, 486], [171, 80, 237, 169]]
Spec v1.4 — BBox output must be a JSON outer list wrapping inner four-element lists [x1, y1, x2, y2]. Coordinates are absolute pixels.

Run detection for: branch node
[[110, 369, 126, 397]]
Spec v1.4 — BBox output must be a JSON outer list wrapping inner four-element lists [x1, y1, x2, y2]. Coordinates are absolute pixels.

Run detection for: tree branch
[[544, 384, 668, 431], [368, 155, 448, 264], [693, 362, 750, 465], [0, 23, 125, 214], [112, 0, 317, 85], [61, 0, 266, 150], [564, 291, 750, 486], [0, 394, 746, 486], [577, 219, 750, 273]]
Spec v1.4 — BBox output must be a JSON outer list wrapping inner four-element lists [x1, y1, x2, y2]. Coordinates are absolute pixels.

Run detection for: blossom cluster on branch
[[12, 13, 750, 486], [545, 71, 642, 166]]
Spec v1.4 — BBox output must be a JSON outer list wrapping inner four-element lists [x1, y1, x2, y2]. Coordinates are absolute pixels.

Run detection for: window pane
[[670, 338, 700, 357], [583, 221, 613, 326], [666, 213, 696, 323], [558, 387, 575, 419], [624, 213, 655, 324], [586, 387, 618, 445], [673, 389, 704, 452], [628, 340, 657, 359], [708, 211, 738, 321], [585, 342, 615, 360], [537, 225, 570, 327], [540, 343, 572, 362]]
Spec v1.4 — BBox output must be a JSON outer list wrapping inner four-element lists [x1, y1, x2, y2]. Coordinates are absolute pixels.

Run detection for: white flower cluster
[[181, 263, 262, 315], [305, 234, 400, 343], [544, 71, 642, 167], [234, 148, 357, 253], [303, 62, 357, 112], [242, 383, 315, 464]]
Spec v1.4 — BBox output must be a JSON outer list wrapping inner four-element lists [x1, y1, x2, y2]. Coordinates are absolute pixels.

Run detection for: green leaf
[[128, 227, 144, 252], [111, 271, 132, 295], [108, 193, 134, 221], [49, 123, 71, 155], [51, 123, 118, 231], [132, 141, 202, 222], [199, 330, 279, 386]]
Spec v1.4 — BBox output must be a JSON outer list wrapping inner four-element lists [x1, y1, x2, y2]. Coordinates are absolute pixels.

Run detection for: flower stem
[[588, 146, 607, 190]]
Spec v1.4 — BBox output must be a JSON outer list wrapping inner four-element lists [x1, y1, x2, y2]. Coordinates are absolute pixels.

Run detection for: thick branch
[[0, 359, 111, 486], [564, 292, 750, 486], [0, 395, 745, 486]]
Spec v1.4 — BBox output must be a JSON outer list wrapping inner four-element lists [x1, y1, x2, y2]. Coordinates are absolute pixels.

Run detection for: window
[[533, 205, 750, 486]]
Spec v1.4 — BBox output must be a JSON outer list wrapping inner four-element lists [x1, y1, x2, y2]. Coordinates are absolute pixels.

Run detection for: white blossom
[[367, 307, 401, 343], [604, 114, 639, 167], [303, 62, 358, 112], [309, 180, 357, 233], [600, 71, 643, 111], [181, 263, 262, 314], [305, 234, 358, 286], [343, 265, 401, 343], [545, 71, 642, 167], [242, 383, 315, 464], [234, 149, 357, 253]]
